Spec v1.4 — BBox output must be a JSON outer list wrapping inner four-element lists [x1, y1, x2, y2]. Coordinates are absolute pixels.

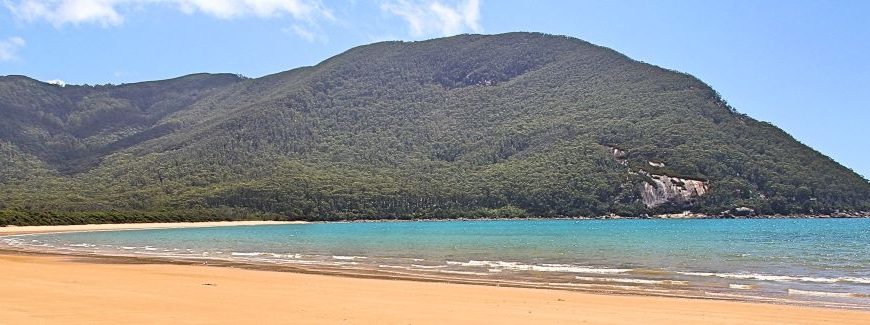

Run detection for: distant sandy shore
[[0, 252, 867, 324], [0, 220, 303, 236]]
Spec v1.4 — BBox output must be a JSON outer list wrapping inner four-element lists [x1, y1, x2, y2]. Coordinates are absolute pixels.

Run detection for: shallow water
[[3, 218, 869, 309]]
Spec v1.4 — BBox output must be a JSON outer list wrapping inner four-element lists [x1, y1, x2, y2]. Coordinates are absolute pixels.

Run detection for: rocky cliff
[[641, 173, 709, 208]]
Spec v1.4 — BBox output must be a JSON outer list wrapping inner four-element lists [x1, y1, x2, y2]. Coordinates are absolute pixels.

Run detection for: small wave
[[68, 243, 94, 247], [121, 246, 137, 250], [4, 239, 23, 245], [134, 251, 174, 256], [628, 268, 673, 276], [375, 265, 488, 276], [445, 260, 630, 274], [705, 292, 783, 302], [680, 272, 870, 284], [549, 282, 674, 294], [548, 282, 594, 288], [729, 284, 754, 290], [231, 252, 263, 257], [574, 276, 687, 285], [281, 259, 325, 265], [535, 264, 630, 274], [332, 255, 366, 260], [410, 264, 447, 269], [788, 289, 864, 298], [438, 270, 490, 276], [841, 277, 870, 284], [269, 253, 302, 259]]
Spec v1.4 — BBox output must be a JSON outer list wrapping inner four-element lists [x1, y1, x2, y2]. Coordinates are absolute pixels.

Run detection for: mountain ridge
[[1, 32, 868, 225]]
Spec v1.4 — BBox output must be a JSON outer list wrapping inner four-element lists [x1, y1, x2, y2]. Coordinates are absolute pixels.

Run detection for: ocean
[[3, 218, 868, 309]]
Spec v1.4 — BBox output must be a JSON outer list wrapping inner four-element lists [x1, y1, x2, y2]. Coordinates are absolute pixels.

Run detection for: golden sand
[[1, 251, 868, 325]]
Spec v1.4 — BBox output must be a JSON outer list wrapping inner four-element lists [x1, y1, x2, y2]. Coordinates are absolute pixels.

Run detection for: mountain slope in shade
[[1, 33, 868, 224]]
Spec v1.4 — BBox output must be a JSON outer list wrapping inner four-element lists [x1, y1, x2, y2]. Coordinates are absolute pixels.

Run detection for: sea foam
[[446, 260, 631, 274], [574, 276, 687, 285], [332, 255, 366, 260], [788, 289, 862, 298], [680, 272, 870, 284], [231, 252, 263, 256]]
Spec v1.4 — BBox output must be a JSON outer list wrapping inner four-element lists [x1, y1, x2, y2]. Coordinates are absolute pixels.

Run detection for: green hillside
[[1, 32, 868, 225]]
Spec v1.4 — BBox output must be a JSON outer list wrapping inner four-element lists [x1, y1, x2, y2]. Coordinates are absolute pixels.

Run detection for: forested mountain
[[2, 32, 868, 225]]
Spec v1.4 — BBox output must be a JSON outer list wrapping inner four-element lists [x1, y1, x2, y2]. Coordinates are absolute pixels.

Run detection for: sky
[[0, 0, 867, 179]]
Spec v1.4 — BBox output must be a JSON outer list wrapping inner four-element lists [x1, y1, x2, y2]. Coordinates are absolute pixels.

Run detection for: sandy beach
[[2, 222, 869, 324], [0, 220, 302, 235], [0, 251, 865, 324]]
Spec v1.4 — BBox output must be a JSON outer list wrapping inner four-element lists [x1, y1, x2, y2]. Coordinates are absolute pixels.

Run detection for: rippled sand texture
[[2, 252, 869, 325]]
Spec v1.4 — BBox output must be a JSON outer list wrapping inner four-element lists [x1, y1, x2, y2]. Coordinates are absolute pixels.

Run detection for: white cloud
[[3, 0, 334, 27], [5, 0, 125, 26], [380, 0, 481, 37], [283, 24, 326, 43], [172, 0, 333, 21], [0, 36, 26, 61]]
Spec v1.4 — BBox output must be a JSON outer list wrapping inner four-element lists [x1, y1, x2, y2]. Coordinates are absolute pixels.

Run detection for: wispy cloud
[[380, 0, 481, 37], [173, 0, 334, 21], [0, 36, 26, 61], [282, 23, 327, 43], [3, 0, 334, 27]]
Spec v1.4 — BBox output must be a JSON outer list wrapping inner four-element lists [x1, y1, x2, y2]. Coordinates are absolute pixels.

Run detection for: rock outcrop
[[641, 174, 709, 208], [605, 146, 628, 166], [601, 145, 710, 208]]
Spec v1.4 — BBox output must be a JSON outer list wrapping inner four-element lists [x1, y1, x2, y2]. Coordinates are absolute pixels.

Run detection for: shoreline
[[1, 250, 868, 324], [3, 247, 866, 311], [2, 213, 868, 230], [2, 231, 868, 312], [0, 220, 304, 236], [338, 214, 870, 222], [3, 219, 869, 314]]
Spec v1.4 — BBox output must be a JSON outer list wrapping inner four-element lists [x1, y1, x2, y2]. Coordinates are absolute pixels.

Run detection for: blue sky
[[0, 0, 868, 179]]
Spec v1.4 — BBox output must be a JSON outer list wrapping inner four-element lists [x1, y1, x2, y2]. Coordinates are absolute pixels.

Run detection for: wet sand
[[2, 222, 869, 324], [1, 251, 868, 324]]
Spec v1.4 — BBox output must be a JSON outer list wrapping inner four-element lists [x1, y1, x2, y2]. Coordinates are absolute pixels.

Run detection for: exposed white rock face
[[641, 174, 708, 208], [45, 79, 66, 87], [608, 147, 626, 158], [600, 145, 708, 208], [605, 146, 628, 166]]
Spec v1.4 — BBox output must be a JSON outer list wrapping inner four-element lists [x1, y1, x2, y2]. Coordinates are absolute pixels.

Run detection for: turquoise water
[[3, 219, 869, 309]]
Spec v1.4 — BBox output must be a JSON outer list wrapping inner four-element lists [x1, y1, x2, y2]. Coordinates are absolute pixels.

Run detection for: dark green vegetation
[[2, 33, 868, 225]]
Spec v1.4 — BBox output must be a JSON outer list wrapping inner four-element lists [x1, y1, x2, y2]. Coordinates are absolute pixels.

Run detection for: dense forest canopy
[[1, 32, 868, 225]]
